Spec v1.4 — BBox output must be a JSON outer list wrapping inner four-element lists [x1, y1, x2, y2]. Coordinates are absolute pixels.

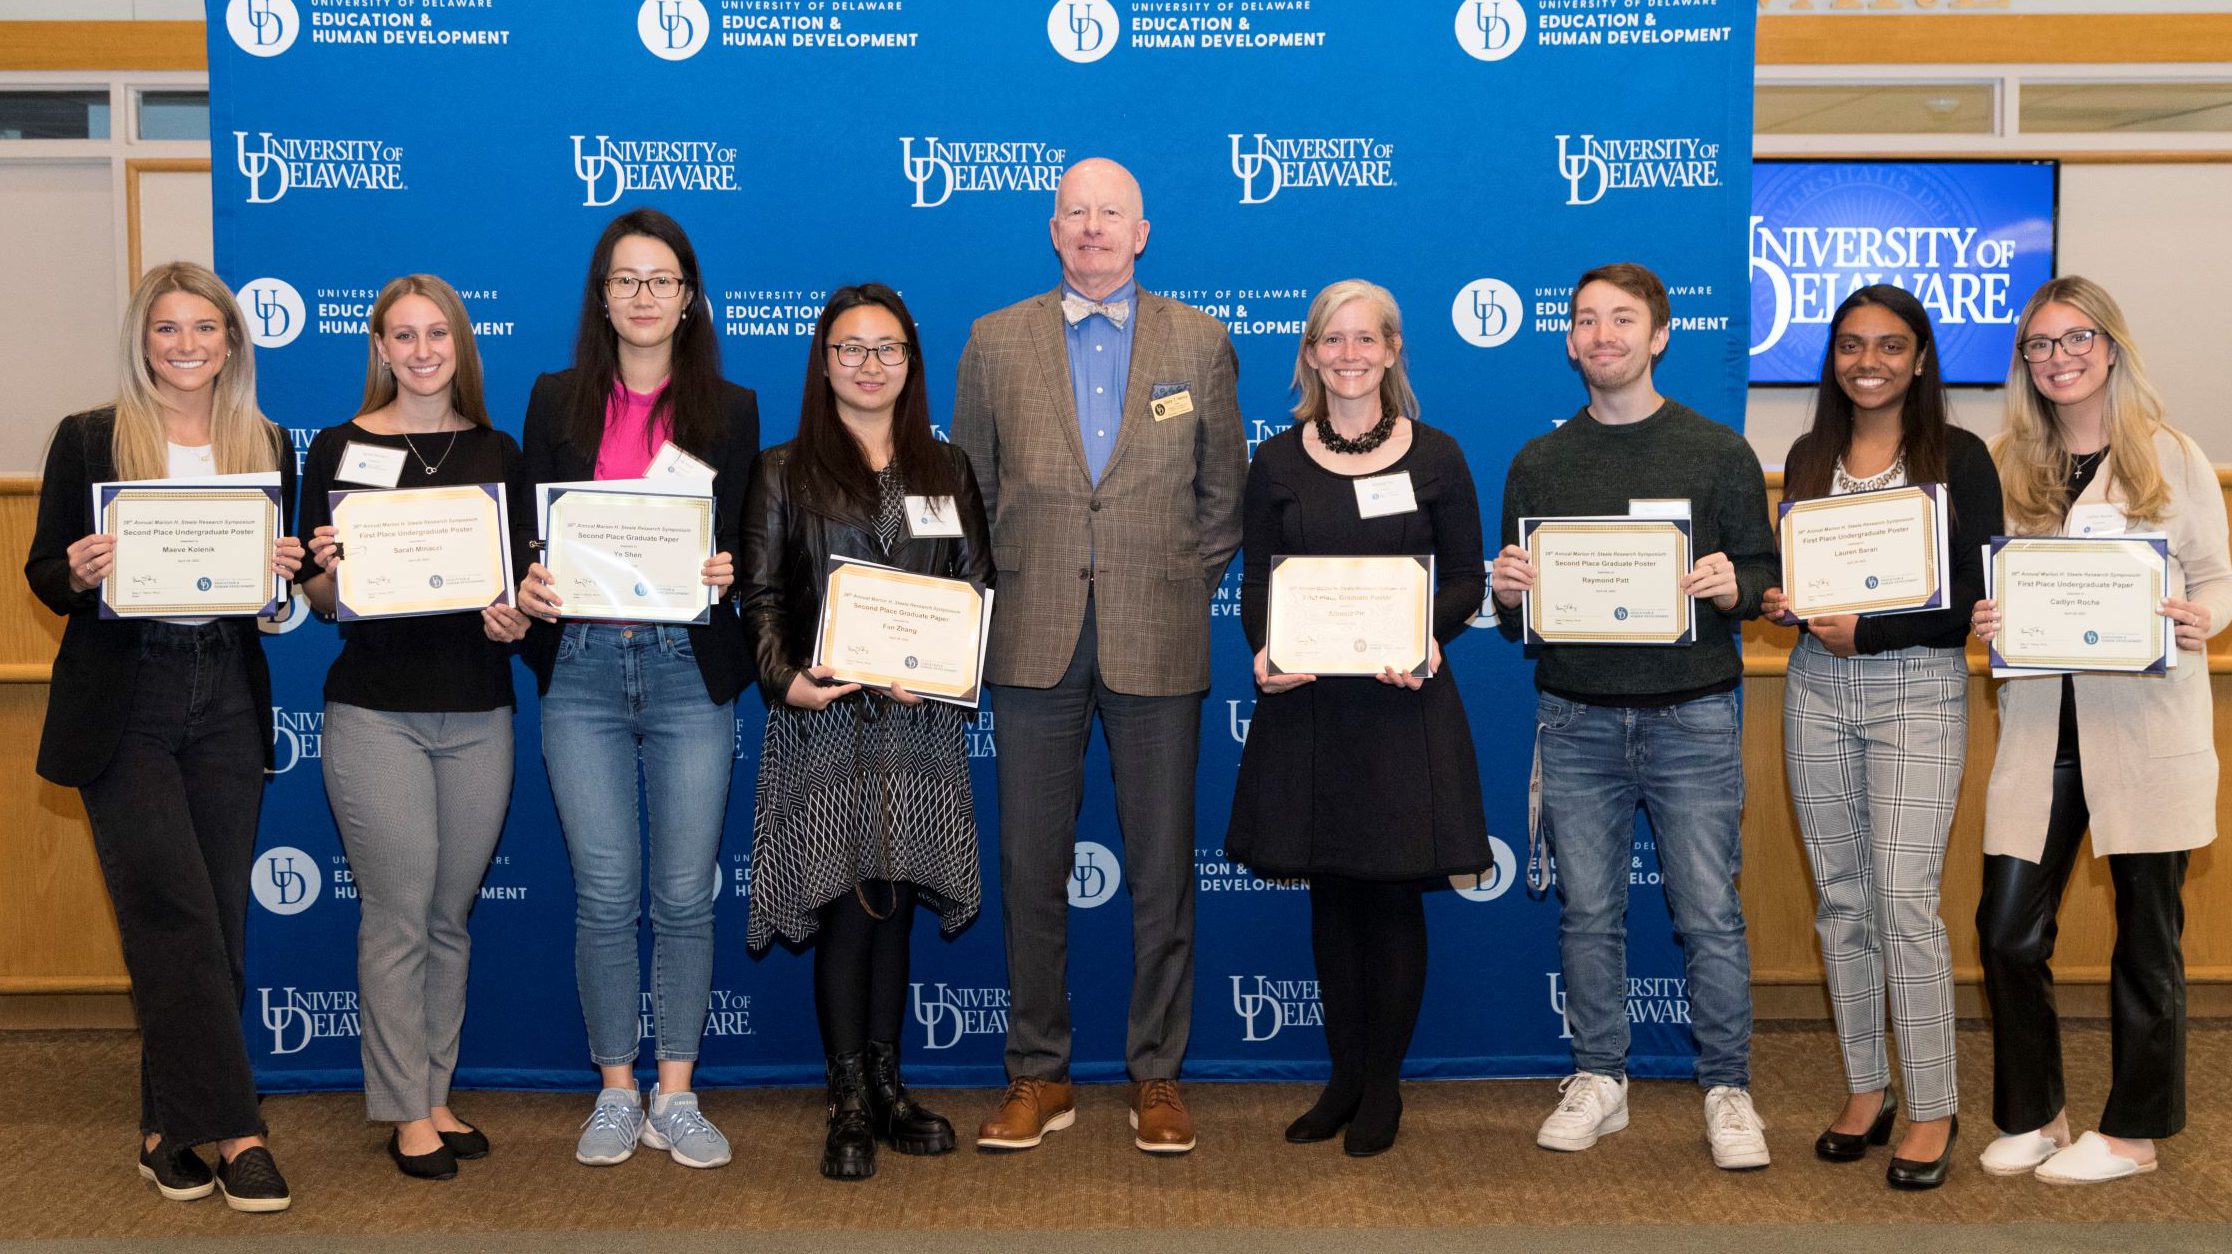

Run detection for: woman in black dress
[[740, 283, 989, 1180], [1227, 279, 1490, 1156]]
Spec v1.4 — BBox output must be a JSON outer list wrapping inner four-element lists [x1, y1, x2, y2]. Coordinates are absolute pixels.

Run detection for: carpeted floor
[[1, 1021, 2228, 1249]]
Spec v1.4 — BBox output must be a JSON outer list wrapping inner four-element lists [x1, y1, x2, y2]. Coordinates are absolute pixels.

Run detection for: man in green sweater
[[1488, 263, 1778, 1171]]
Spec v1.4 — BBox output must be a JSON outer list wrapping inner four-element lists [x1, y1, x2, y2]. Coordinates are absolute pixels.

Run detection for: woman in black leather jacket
[[739, 283, 991, 1181]]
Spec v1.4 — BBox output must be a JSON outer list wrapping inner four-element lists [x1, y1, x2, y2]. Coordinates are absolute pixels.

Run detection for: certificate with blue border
[[330, 483, 515, 621], [1778, 483, 1948, 619], [543, 484, 715, 626], [1520, 516, 1696, 646], [96, 483, 283, 619], [1987, 535, 2171, 674]]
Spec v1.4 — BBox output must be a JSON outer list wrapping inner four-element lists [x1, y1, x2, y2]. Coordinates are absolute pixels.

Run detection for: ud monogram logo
[[1450, 278, 1522, 349], [235, 131, 290, 204], [1231, 976, 1322, 1042], [638, 0, 709, 61], [899, 137, 955, 208], [1455, 0, 1526, 63], [910, 983, 1010, 1050], [572, 135, 625, 208], [226, 0, 298, 58], [1450, 836, 1520, 902], [251, 846, 321, 916], [238, 278, 305, 349], [1068, 840, 1121, 908], [1229, 134, 1281, 205], [1048, 0, 1119, 64], [1556, 133, 1612, 207]]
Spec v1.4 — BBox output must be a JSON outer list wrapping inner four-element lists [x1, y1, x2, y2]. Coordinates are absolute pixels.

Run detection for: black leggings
[[1976, 684, 2189, 1140], [814, 881, 917, 1056], [1309, 875, 1428, 1101]]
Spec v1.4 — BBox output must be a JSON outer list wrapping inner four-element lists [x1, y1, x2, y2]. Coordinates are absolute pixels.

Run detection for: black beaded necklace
[[1314, 411, 1397, 455]]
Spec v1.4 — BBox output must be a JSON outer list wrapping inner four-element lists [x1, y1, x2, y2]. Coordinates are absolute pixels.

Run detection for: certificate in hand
[[1264, 555, 1434, 677], [1987, 535, 2171, 674], [330, 484, 515, 621], [1520, 516, 1696, 645], [95, 482, 283, 619], [543, 485, 716, 626], [1778, 484, 1949, 619], [814, 557, 993, 708]]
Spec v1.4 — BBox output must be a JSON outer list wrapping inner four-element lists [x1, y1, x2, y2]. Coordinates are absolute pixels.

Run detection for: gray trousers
[[322, 703, 513, 1122], [1784, 638, 1964, 1121], [990, 599, 1201, 1082]]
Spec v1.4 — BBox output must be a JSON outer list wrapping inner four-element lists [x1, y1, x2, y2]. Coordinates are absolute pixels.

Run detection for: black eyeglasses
[[605, 274, 686, 300], [2018, 328, 2101, 363], [830, 342, 911, 367]]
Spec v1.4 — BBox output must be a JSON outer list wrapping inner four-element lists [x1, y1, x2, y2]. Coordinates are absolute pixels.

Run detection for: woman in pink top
[[515, 208, 761, 1169]]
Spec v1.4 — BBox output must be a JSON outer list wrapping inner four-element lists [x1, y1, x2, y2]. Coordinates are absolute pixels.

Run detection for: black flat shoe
[[1887, 1115, 1957, 1191], [215, 1146, 292, 1213], [387, 1129, 459, 1180], [1815, 1090, 1897, 1162], [138, 1139, 215, 1201], [438, 1124, 490, 1159]]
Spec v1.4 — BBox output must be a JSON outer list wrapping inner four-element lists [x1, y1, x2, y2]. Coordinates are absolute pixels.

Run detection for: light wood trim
[[1758, 13, 2232, 65], [0, 976, 131, 995], [0, 21, 207, 72], [124, 158, 211, 284]]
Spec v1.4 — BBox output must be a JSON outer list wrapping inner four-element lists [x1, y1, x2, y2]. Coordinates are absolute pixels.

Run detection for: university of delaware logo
[[1228, 134, 1396, 206], [910, 983, 1010, 1050], [570, 135, 740, 208], [1451, 278, 1522, 349], [1231, 975, 1323, 1042], [270, 706, 323, 774], [251, 846, 321, 916], [1068, 840, 1121, 908], [238, 278, 305, 349], [235, 132, 407, 204], [899, 137, 1066, 209], [258, 987, 359, 1055], [1450, 836, 1521, 902], [226, 0, 299, 57], [1556, 133, 1723, 207], [1455, 0, 1526, 62], [1049, 0, 1120, 63], [639, 0, 709, 60]]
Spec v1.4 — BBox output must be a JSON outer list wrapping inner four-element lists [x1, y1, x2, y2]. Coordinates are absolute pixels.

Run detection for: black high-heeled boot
[[864, 1039, 955, 1155], [821, 1053, 877, 1181]]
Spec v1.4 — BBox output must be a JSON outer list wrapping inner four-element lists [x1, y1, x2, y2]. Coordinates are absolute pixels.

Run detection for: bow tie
[[1061, 293, 1130, 328]]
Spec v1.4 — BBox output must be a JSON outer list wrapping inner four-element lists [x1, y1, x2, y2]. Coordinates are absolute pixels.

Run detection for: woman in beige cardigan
[[1970, 276, 2232, 1185]]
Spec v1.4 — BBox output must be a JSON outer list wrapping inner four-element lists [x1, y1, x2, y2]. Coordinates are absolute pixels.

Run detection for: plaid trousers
[[1784, 636, 1966, 1121]]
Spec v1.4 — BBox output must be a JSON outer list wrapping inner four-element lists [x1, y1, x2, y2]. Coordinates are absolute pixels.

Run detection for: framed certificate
[[330, 484, 515, 621], [95, 483, 283, 619], [1778, 483, 1950, 619], [813, 557, 993, 708], [1263, 554, 1434, 677], [1520, 516, 1695, 646], [1987, 535, 2171, 674], [542, 485, 716, 626]]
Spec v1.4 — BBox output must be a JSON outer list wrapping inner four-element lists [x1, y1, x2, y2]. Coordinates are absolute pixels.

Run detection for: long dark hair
[[561, 207, 725, 461], [789, 283, 957, 514], [1785, 284, 1950, 502]]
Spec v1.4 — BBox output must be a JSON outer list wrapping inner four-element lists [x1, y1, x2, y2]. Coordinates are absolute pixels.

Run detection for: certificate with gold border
[[544, 486, 716, 626], [330, 484, 515, 621], [1264, 554, 1434, 677], [96, 483, 283, 619], [1520, 516, 1695, 645], [1987, 535, 2170, 674], [814, 557, 992, 708], [1778, 483, 1949, 619]]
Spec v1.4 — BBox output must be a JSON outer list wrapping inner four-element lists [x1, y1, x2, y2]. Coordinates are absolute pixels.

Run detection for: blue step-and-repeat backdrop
[[208, 0, 1756, 1091]]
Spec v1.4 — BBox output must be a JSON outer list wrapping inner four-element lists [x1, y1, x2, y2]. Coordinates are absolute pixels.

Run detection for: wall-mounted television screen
[[1749, 159, 2059, 386]]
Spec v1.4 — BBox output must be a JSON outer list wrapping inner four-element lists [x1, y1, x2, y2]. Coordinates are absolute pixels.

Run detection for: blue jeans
[[543, 624, 736, 1066], [1537, 689, 1752, 1088]]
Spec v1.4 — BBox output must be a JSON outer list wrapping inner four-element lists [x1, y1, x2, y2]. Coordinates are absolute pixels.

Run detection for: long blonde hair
[[355, 274, 492, 427], [1995, 276, 2170, 534], [112, 262, 281, 481], [1289, 279, 1419, 428]]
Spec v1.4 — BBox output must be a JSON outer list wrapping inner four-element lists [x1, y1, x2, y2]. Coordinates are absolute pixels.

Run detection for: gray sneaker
[[643, 1085, 731, 1169], [575, 1086, 644, 1167]]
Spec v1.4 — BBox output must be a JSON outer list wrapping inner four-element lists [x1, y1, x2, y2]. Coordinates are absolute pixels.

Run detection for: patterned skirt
[[746, 694, 982, 950]]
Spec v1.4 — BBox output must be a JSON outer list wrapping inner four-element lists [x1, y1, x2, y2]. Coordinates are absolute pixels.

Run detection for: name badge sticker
[[1628, 498, 1692, 520], [905, 495, 964, 539], [646, 440, 718, 485], [1355, 472, 1418, 519], [1150, 390, 1194, 422], [2067, 503, 2128, 537], [337, 442, 406, 488]]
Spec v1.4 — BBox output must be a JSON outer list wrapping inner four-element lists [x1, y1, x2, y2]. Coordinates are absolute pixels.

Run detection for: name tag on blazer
[[337, 442, 405, 488], [1150, 381, 1193, 421], [905, 495, 964, 538]]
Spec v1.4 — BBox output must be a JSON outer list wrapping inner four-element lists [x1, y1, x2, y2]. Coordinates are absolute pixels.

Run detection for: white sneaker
[[1536, 1072, 1629, 1151], [1979, 1128, 2065, 1176], [1704, 1085, 1771, 1170]]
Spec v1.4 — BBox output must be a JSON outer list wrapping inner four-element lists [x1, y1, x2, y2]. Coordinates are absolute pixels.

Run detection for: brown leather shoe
[[975, 1077, 1075, 1150], [1130, 1079, 1197, 1154]]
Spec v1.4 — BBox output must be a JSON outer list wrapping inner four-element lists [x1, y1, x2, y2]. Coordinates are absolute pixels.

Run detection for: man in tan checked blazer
[[953, 158, 1246, 1156]]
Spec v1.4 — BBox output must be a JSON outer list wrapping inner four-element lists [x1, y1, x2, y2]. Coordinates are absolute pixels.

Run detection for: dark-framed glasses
[[605, 274, 686, 300], [830, 342, 911, 368], [2018, 327, 2101, 363]]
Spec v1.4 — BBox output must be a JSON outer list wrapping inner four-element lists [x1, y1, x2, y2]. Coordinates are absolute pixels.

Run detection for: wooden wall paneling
[[1756, 13, 2232, 66], [0, 684, 126, 993]]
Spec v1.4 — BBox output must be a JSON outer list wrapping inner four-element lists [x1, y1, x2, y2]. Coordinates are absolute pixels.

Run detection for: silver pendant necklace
[[402, 423, 461, 477]]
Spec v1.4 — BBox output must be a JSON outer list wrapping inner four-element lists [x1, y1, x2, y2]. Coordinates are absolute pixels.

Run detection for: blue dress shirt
[[1064, 279, 1134, 485]]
